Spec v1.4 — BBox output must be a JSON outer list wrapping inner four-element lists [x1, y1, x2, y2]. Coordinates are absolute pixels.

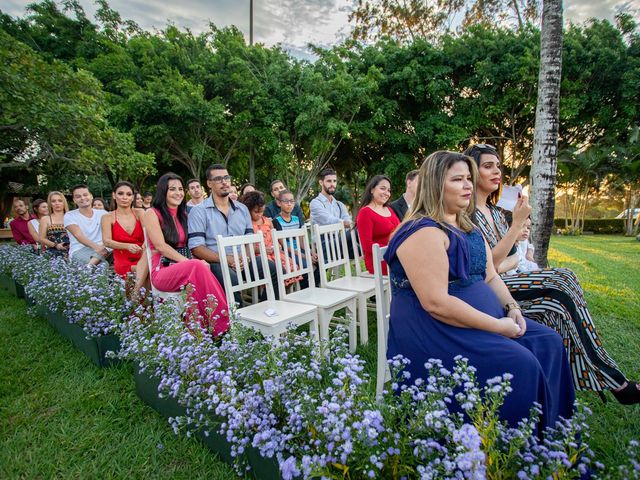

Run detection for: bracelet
[[504, 301, 520, 313]]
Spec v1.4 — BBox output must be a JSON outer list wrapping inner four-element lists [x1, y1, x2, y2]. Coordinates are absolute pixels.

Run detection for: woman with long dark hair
[[355, 175, 400, 274], [385, 151, 574, 430], [28, 198, 49, 246], [143, 173, 229, 336], [466, 143, 639, 404], [100, 181, 144, 279]]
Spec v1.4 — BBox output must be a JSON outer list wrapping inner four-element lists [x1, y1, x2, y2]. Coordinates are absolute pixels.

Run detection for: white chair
[[271, 226, 358, 352], [216, 233, 319, 340], [313, 223, 377, 345], [143, 227, 183, 301], [350, 227, 373, 278], [373, 243, 392, 400]]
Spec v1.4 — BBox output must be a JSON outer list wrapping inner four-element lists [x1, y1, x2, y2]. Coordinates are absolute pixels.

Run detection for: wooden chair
[[313, 222, 376, 345], [143, 227, 183, 302], [372, 243, 391, 399], [216, 233, 319, 340], [272, 226, 358, 352]]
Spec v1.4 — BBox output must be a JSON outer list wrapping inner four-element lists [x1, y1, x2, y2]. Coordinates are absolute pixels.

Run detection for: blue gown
[[384, 218, 575, 430]]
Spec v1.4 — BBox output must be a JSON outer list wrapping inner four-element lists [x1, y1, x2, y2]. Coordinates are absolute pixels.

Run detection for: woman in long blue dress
[[385, 151, 575, 430]]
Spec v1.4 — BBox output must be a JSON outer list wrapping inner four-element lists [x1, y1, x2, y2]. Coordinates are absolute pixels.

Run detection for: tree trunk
[[530, 0, 563, 267]]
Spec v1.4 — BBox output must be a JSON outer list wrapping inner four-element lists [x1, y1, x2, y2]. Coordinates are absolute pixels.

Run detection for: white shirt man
[[309, 168, 351, 227], [186, 178, 204, 209], [64, 185, 109, 265]]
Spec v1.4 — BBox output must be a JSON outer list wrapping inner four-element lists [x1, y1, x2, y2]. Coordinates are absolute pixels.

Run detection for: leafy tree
[[0, 30, 155, 189]]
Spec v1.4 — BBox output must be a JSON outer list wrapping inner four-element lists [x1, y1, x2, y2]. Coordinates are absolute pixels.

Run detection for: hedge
[[553, 218, 625, 234]]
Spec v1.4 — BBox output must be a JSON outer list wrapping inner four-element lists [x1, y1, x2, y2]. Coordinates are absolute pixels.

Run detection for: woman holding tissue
[[466, 143, 640, 404]]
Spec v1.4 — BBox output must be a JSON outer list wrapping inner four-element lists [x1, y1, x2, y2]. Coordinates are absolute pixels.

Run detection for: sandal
[[612, 381, 640, 405]]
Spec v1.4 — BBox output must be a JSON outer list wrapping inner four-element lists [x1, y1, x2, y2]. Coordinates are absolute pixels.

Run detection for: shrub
[[554, 219, 625, 234]]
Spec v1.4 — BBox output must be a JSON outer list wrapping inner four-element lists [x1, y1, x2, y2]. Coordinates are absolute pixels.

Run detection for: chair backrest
[[142, 227, 159, 294], [313, 222, 352, 287], [350, 227, 366, 276], [373, 243, 391, 399], [216, 233, 274, 307], [271, 226, 314, 298]]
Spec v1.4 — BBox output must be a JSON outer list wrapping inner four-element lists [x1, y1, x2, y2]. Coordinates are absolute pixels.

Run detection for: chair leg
[[358, 294, 369, 345], [346, 301, 357, 353], [318, 310, 330, 343]]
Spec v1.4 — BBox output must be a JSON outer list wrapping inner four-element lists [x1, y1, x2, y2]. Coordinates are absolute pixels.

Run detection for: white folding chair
[[373, 243, 392, 400], [313, 223, 376, 345], [216, 233, 319, 340], [272, 226, 358, 352], [350, 227, 373, 278], [143, 227, 183, 301]]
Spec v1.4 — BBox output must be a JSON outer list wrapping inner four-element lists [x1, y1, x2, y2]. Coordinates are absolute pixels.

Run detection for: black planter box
[[0, 274, 25, 298], [46, 309, 120, 367], [133, 363, 187, 419]]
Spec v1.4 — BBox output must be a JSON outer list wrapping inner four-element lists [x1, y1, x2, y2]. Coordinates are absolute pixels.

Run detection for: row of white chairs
[[144, 223, 388, 352], [144, 223, 394, 396]]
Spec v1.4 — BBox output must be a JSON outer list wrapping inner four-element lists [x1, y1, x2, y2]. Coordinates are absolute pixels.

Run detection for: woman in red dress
[[101, 181, 145, 279], [356, 175, 400, 274], [143, 173, 229, 336]]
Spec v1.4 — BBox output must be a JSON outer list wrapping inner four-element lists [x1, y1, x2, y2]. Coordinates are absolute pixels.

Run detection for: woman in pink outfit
[[143, 173, 229, 336]]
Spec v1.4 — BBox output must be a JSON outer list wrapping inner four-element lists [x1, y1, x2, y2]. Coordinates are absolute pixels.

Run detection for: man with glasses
[[264, 179, 306, 222], [188, 164, 279, 303]]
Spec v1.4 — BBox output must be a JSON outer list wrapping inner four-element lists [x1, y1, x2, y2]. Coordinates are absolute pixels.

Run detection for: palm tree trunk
[[530, 0, 563, 267]]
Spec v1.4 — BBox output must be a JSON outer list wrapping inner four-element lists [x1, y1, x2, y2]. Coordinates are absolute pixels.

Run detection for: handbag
[[160, 246, 192, 267]]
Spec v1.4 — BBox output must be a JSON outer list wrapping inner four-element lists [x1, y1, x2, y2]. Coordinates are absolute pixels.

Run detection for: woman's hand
[[496, 317, 523, 338], [507, 308, 527, 337], [512, 194, 532, 228], [127, 244, 142, 254]]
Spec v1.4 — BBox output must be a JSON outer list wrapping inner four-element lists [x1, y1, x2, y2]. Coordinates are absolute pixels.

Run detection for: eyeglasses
[[209, 175, 232, 184], [280, 199, 295, 204]]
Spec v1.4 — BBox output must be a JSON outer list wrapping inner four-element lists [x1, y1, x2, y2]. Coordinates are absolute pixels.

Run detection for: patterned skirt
[[501, 267, 627, 391]]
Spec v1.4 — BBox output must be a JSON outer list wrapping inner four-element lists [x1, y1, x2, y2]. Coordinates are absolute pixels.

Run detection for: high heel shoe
[[612, 381, 640, 405]]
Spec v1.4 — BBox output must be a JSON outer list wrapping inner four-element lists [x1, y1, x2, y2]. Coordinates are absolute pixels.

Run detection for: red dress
[[112, 212, 144, 278], [149, 208, 229, 336], [356, 206, 400, 274]]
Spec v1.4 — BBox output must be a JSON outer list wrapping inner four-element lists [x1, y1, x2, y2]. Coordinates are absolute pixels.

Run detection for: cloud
[[564, 0, 640, 25], [3, 0, 638, 58]]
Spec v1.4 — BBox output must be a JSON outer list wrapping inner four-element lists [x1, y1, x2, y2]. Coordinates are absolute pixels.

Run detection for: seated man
[[188, 164, 279, 304], [64, 184, 109, 265], [264, 179, 306, 222], [9, 198, 36, 245], [390, 169, 418, 221], [310, 168, 355, 259]]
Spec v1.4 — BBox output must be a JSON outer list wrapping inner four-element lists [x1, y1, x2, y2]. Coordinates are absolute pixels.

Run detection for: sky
[[2, 0, 639, 58]]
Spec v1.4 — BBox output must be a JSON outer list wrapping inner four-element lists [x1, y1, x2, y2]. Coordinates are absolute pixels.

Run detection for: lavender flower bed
[[0, 245, 129, 365], [3, 244, 639, 479]]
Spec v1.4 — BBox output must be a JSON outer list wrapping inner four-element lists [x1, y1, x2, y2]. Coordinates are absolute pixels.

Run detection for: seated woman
[[466, 143, 640, 405], [39, 191, 70, 258], [385, 150, 575, 430], [143, 173, 229, 336], [92, 197, 108, 210], [100, 181, 145, 279], [356, 175, 400, 274], [28, 198, 49, 247]]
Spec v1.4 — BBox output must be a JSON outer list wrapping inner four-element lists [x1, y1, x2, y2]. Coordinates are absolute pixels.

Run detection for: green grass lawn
[[0, 235, 638, 478]]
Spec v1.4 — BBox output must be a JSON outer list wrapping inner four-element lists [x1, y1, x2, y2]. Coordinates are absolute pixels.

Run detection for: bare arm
[[497, 253, 519, 273], [397, 227, 520, 337], [28, 221, 40, 244], [489, 195, 531, 268], [101, 213, 142, 253], [66, 224, 106, 255], [142, 209, 188, 263], [484, 240, 526, 337]]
